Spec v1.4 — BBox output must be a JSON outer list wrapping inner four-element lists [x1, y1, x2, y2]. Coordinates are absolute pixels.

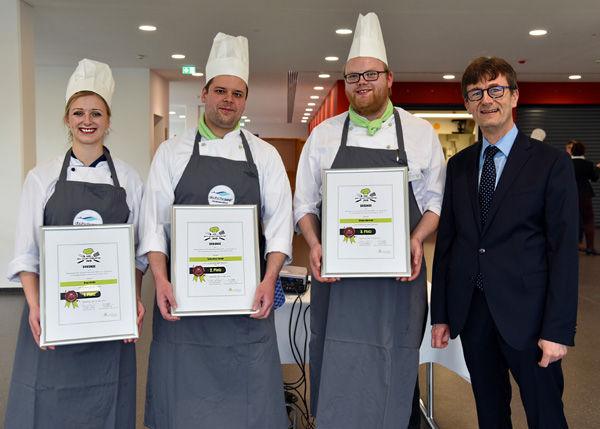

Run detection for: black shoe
[[586, 248, 599, 256]]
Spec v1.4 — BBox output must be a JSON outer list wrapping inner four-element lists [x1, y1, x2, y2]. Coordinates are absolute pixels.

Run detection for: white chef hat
[[205, 32, 249, 85], [347, 12, 388, 66], [65, 59, 115, 108]]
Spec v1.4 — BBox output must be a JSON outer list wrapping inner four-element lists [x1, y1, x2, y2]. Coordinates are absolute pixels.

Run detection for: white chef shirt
[[137, 127, 293, 264], [7, 153, 147, 282], [293, 107, 446, 229]]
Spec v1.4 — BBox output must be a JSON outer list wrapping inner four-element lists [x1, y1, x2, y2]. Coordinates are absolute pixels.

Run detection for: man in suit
[[431, 56, 578, 428]]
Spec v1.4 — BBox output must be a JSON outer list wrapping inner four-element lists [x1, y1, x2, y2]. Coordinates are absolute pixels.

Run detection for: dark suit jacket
[[431, 131, 579, 351], [572, 158, 599, 199]]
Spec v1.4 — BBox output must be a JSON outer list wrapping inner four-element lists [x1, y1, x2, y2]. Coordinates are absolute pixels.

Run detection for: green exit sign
[[182, 66, 196, 75]]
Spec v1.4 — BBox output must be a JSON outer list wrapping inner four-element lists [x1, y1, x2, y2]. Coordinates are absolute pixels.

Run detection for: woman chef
[[5, 59, 146, 429]]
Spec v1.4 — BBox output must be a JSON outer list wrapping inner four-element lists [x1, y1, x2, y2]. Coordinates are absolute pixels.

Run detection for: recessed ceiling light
[[314, 86, 324, 90], [139, 25, 156, 31], [529, 29, 547, 36], [169, 111, 176, 115], [569, 75, 582, 80], [245, 119, 251, 122], [301, 120, 308, 123], [172, 54, 185, 59], [303, 113, 310, 116], [305, 108, 313, 112], [336, 29, 352, 35], [443, 74, 455, 80], [308, 103, 316, 106], [192, 72, 204, 77], [179, 115, 186, 119], [325, 56, 339, 62], [318, 74, 330, 79], [241, 116, 247, 119], [310, 95, 319, 99]]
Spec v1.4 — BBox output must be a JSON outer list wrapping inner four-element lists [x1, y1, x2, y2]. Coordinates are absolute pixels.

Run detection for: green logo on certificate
[[356, 188, 377, 203], [204, 226, 226, 242]]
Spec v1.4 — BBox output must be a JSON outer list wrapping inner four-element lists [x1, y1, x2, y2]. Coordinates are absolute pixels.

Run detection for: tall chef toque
[[347, 12, 388, 65], [205, 32, 249, 85], [66, 59, 115, 107]]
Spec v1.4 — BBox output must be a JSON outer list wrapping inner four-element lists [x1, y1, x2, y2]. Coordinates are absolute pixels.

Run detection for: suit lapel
[[467, 142, 484, 233], [483, 132, 532, 234]]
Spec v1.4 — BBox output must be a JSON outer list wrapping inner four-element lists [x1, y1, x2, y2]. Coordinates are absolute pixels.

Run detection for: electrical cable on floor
[[284, 284, 315, 429]]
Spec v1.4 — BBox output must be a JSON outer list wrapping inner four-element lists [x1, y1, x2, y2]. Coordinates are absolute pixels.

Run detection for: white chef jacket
[[293, 107, 446, 229], [7, 153, 148, 282], [137, 127, 293, 264]]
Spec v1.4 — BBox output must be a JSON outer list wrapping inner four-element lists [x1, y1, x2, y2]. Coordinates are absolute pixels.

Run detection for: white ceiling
[[30, 0, 600, 125]]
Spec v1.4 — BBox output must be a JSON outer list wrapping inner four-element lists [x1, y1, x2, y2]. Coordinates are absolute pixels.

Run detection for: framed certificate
[[171, 205, 261, 316], [321, 167, 411, 278], [39, 224, 138, 347]]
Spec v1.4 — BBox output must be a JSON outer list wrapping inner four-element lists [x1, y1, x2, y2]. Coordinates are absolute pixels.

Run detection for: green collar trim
[[198, 113, 240, 140], [348, 100, 394, 136]]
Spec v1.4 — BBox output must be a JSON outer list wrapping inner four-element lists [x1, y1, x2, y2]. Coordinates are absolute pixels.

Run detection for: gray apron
[[5, 147, 136, 429], [144, 131, 288, 429], [310, 111, 427, 428]]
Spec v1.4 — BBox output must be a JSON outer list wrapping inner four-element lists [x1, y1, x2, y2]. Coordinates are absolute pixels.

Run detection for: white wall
[[0, 0, 35, 288], [35, 66, 151, 180], [243, 122, 309, 139]]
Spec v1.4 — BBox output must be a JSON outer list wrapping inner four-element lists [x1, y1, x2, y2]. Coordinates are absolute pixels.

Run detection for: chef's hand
[[398, 238, 423, 282], [155, 277, 180, 321], [538, 339, 568, 367], [125, 299, 146, 343], [309, 243, 339, 283], [28, 304, 54, 350], [431, 324, 450, 349], [250, 280, 275, 319]]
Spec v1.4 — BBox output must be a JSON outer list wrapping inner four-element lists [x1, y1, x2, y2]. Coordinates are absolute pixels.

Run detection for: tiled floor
[[0, 232, 597, 428]]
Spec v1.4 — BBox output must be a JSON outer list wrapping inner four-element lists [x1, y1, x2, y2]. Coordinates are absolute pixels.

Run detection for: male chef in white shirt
[[138, 32, 293, 429], [293, 13, 446, 428]]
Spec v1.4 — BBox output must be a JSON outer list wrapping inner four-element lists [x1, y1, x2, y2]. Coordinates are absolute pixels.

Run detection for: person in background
[[570, 139, 600, 255], [294, 13, 445, 428], [5, 59, 146, 428], [431, 56, 578, 428], [138, 32, 293, 428]]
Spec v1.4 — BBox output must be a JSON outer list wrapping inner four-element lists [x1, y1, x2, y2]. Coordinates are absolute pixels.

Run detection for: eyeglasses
[[344, 70, 387, 84], [465, 86, 515, 102]]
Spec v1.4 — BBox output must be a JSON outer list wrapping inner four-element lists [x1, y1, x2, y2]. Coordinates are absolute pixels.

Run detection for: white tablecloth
[[275, 283, 470, 382]]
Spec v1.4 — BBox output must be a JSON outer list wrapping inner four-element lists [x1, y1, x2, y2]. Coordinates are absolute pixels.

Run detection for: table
[[274, 282, 471, 428]]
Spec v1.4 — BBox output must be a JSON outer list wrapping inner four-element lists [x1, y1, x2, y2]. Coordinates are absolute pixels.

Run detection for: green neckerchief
[[197, 113, 240, 140], [348, 100, 394, 136]]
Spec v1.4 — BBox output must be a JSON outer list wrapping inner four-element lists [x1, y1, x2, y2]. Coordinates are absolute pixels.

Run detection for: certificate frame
[[321, 167, 411, 278], [39, 224, 138, 347], [171, 205, 261, 316]]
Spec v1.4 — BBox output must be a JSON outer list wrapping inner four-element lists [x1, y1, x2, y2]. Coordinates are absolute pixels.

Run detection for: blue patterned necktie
[[476, 145, 500, 291], [479, 145, 500, 226]]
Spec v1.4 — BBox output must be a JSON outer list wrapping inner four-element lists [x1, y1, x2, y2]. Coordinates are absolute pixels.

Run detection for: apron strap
[[102, 146, 122, 188], [58, 147, 121, 188], [58, 148, 73, 182], [239, 131, 259, 178], [340, 116, 351, 147], [392, 109, 408, 165], [192, 130, 202, 158], [341, 109, 408, 165]]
